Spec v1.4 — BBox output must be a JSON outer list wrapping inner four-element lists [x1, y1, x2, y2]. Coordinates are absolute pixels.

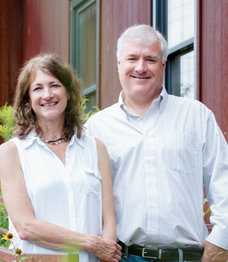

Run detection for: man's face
[[117, 41, 166, 103]]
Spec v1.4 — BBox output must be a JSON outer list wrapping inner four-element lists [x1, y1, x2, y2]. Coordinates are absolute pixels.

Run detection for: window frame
[[153, 0, 196, 98], [70, 0, 98, 99]]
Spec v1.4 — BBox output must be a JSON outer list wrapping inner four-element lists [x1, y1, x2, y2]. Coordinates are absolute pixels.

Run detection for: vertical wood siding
[[99, 0, 151, 109], [0, 0, 24, 107], [0, 0, 69, 119], [23, 0, 69, 63], [198, 0, 228, 135]]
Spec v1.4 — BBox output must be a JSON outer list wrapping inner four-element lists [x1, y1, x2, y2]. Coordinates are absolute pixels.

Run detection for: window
[[153, 0, 196, 99], [70, 0, 97, 113]]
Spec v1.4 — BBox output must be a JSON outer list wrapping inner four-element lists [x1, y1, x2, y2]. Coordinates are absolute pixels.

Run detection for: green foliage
[[0, 104, 15, 142], [81, 98, 100, 121], [0, 202, 8, 230]]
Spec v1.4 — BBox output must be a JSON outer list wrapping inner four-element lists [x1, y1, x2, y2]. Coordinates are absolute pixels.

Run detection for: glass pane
[[170, 50, 194, 99], [168, 0, 194, 49], [180, 51, 194, 99], [78, 2, 96, 91], [84, 92, 96, 116]]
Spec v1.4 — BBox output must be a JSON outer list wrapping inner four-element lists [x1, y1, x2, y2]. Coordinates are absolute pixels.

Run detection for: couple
[[0, 25, 228, 262]]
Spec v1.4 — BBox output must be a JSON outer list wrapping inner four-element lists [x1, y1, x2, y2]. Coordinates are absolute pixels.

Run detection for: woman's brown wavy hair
[[13, 53, 84, 139]]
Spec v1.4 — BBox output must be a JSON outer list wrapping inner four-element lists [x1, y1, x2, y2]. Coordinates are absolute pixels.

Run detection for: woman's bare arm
[[96, 138, 122, 262]]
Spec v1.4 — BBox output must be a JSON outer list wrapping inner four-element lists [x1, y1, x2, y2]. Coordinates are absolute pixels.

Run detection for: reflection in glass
[[180, 51, 194, 99], [77, 1, 96, 113], [78, 2, 96, 91], [168, 0, 194, 49]]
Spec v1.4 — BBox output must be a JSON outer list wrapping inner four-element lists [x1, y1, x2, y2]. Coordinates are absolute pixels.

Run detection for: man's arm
[[202, 110, 228, 261]]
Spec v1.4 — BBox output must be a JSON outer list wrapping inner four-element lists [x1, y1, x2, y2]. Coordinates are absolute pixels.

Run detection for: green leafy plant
[[0, 104, 14, 236], [81, 98, 100, 121], [0, 104, 14, 142], [0, 202, 8, 230]]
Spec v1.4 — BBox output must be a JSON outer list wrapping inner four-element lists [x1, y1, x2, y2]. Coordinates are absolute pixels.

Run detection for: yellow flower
[[1, 232, 14, 242], [14, 248, 22, 256]]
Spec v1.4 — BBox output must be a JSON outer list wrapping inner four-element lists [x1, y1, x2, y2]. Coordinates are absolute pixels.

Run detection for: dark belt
[[118, 241, 204, 261]]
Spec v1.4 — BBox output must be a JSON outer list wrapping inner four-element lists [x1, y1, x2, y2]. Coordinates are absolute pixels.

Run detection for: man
[[86, 25, 228, 262]]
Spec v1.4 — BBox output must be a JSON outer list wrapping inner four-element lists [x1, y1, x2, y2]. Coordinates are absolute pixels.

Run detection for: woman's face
[[29, 69, 68, 125]]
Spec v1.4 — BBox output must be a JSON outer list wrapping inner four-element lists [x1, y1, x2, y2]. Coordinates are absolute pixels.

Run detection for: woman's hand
[[84, 235, 122, 262]]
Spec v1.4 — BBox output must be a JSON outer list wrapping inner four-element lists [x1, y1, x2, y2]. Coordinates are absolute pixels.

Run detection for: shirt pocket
[[161, 133, 199, 175], [81, 166, 102, 199]]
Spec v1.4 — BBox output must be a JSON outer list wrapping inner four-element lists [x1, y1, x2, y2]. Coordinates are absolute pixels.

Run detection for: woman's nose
[[42, 87, 53, 100]]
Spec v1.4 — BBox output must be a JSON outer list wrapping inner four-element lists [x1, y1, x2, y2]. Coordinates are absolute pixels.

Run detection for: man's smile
[[131, 76, 151, 79]]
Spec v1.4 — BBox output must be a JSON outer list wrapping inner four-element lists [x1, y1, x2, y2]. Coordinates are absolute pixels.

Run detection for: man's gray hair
[[116, 24, 168, 63]]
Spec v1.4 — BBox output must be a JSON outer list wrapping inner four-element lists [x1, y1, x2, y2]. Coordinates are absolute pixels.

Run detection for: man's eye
[[147, 59, 156, 63], [127, 58, 136, 61]]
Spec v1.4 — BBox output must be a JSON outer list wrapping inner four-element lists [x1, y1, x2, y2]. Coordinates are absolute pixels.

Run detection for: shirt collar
[[20, 131, 39, 149], [159, 85, 168, 112], [70, 133, 84, 148], [118, 85, 169, 117]]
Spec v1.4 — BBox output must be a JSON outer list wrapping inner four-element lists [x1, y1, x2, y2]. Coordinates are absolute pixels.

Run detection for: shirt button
[[149, 181, 153, 184], [137, 117, 140, 121]]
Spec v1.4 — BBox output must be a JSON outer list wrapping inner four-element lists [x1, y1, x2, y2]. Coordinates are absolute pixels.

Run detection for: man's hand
[[84, 235, 122, 262], [202, 240, 228, 262]]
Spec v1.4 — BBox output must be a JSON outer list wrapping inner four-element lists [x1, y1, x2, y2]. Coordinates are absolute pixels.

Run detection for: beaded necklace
[[39, 135, 66, 145]]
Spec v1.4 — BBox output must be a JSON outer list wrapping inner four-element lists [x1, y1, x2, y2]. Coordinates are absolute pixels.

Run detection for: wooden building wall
[[0, 0, 24, 107], [0, 0, 69, 108], [23, 0, 69, 63], [198, 0, 228, 135], [99, 0, 152, 109]]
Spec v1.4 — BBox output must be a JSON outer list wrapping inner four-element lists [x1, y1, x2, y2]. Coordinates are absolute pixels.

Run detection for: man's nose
[[135, 59, 147, 73]]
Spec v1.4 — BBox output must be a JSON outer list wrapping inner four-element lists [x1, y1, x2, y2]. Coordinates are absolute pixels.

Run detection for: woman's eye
[[33, 87, 41, 91]]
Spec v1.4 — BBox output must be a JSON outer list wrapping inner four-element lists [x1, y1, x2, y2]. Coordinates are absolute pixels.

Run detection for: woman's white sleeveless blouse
[[9, 132, 102, 262]]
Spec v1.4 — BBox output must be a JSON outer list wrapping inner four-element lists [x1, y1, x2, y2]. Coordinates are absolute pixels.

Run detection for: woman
[[0, 53, 121, 262]]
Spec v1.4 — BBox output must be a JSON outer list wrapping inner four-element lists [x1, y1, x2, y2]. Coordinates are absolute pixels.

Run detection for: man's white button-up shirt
[[86, 86, 228, 250]]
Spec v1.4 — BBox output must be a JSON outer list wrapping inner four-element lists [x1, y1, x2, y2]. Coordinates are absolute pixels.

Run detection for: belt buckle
[[142, 247, 162, 259]]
